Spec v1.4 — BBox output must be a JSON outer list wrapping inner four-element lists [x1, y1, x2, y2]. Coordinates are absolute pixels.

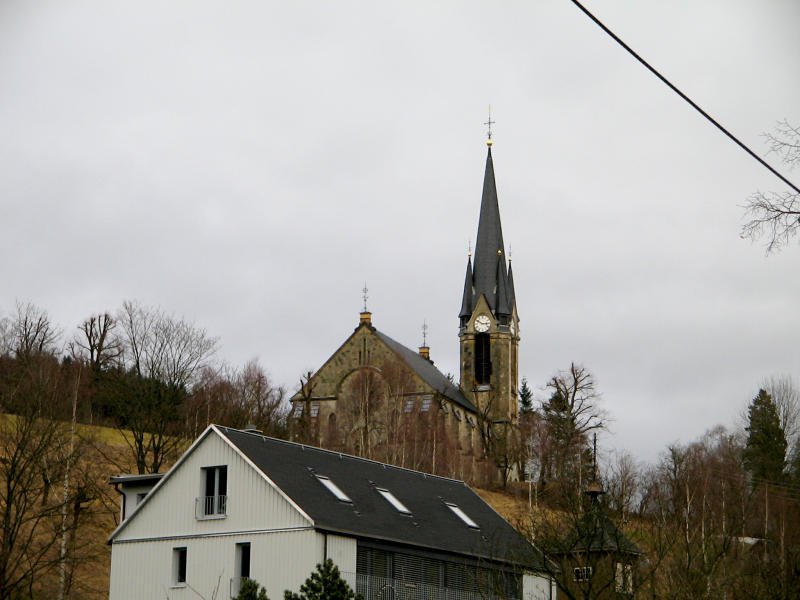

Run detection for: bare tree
[[113, 300, 218, 473], [118, 301, 217, 388], [11, 301, 61, 362], [742, 120, 800, 254], [0, 358, 96, 600], [339, 368, 387, 459], [0, 313, 13, 357], [762, 374, 800, 452], [541, 363, 607, 490], [603, 450, 640, 523], [72, 313, 123, 373]]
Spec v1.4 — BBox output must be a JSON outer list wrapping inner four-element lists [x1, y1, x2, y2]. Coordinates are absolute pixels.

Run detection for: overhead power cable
[[569, 0, 800, 195]]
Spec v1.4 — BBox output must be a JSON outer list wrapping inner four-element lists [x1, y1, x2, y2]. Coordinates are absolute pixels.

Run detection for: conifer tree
[[237, 578, 269, 600], [283, 559, 362, 600], [743, 388, 787, 484], [519, 376, 533, 414]]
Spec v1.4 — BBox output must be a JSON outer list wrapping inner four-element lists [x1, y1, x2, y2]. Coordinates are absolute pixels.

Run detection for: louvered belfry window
[[474, 333, 491, 385]]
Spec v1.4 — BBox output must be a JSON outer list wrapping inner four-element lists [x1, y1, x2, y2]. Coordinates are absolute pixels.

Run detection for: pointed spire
[[472, 146, 508, 315], [507, 259, 517, 314], [495, 251, 511, 316], [459, 254, 474, 320]]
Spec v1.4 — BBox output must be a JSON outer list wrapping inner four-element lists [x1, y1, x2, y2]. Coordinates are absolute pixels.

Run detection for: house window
[[200, 466, 227, 517], [316, 475, 352, 503], [615, 562, 633, 594], [310, 401, 320, 418], [377, 488, 411, 514], [292, 403, 304, 418], [404, 397, 415, 413], [573, 566, 592, 582], [172, 547, 187, 586], [445, 502, 479, 529], [230, 543, 251, 597], [474, 333, 491, 385]]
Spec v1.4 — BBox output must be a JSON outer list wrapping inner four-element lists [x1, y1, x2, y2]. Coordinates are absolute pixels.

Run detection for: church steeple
[[459, 147, 517, 325], [458, 138, 520, 431]]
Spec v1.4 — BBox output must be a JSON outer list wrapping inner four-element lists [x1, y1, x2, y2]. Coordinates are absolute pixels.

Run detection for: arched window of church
[[327, 413, 338, 446], [475, 333, 491, 385]]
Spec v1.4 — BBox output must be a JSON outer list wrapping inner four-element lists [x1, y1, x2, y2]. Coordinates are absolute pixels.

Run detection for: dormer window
[[316, 475, 351, 503], [445, 502, 479, 528], [377, 488, 411, 514]]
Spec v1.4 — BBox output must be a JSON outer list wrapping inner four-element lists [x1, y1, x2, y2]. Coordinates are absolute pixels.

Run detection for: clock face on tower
[[475, 314, 491, 333]]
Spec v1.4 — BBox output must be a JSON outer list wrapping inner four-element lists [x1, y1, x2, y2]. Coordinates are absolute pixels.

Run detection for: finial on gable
[[359, 283, 372, 326], [418, 320, 431, 362]]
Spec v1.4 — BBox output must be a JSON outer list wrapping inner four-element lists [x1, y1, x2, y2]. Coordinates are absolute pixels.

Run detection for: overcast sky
[[2, 1, 798, 465]]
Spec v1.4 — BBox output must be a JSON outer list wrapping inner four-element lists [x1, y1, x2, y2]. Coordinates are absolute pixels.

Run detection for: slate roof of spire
[[215, 426, 551, 570], [458, 255, 474, 319], [461, 147, 516, 318]]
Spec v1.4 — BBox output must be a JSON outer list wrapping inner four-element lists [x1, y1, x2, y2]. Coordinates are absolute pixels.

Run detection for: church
[[291, 138, 520, 484]]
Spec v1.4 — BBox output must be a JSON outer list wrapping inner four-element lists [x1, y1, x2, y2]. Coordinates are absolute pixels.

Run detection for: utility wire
[[569, 0, 800, 195]]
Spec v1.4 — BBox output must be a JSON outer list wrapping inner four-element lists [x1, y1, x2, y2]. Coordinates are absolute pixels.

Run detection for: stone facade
[[291, 312, 495, 483]]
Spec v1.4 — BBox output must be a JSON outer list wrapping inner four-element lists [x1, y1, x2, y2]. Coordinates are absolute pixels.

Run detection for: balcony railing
[[195, 495, 227, 519], [344, 572, 520, 600]]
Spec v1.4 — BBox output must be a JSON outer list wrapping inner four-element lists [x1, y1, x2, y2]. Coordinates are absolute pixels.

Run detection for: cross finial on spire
[[362, 283, 369, 312], [484, 106, 495, 146], [422, 320, 428, 346]]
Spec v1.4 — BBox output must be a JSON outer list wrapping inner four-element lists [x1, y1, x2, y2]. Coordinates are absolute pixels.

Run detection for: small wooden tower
[[554, 436, 642, 599]]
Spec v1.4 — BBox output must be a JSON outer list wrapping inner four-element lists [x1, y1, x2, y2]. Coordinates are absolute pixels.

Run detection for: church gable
[[292, 320, 433, 404]]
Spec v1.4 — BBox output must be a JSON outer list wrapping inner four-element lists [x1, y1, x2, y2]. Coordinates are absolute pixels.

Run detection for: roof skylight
[[377, 488, 411, 514], [316, 475, 351, 503], [446, 502, 479, 528]]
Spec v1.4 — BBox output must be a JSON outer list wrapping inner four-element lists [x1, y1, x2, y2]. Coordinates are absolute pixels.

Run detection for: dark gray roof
[[373, 329, 476, 413], [560, 508, 642, 557], [507, 262, 517, 315], [460, 147, 516, 320], [217, 427, 549, 570], [109, 473, 164, 485], [458, 256, 474, 319]]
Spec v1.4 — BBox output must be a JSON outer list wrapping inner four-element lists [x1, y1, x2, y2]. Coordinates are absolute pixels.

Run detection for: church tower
[[458, 140, 519, 424]]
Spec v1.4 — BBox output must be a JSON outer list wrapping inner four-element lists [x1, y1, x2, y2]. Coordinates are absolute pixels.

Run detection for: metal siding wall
[[326, 534, 357, 588], [110, 529, 323, 600], [523, 573, 553, 600], [115, 432, 309, 542]]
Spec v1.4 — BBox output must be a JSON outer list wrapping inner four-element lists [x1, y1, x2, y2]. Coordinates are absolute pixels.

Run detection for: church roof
[[374, 329, 476, 413], [461, 147, 516, 319], [215, 426, 550, 570]]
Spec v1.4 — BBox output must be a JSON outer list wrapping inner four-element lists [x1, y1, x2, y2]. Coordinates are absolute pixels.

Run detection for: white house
[[108, 425, 556, 599]]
